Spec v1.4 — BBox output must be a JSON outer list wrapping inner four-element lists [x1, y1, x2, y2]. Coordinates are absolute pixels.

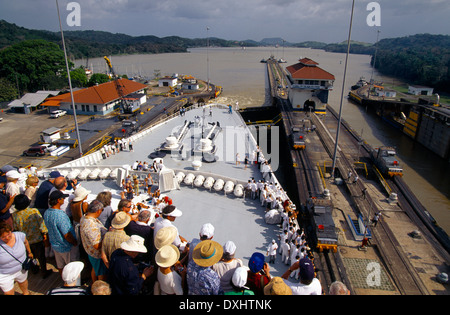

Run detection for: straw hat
[[121, 235, 147, 253], [192, 240, 223, 267], [155, 244, 180, 268], [263, 277, 292, 295], [154, 226, 177, 249], [111, 211, 131, 229], [73, 186, 91, 202]]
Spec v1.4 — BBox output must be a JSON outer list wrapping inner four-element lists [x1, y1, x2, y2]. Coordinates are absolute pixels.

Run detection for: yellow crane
[[103, 56, 136, 115]]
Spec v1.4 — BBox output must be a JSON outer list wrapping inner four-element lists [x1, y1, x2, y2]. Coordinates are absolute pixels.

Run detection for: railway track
[[267, 60, 343, 291], [269, 60, 440, 294], [266, 58, 450, 294], [311, 108, 430, 294], [326, 104, 450, 256]]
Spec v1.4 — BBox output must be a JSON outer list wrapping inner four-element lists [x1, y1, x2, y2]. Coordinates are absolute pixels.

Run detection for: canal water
[[75, 47, 450, 234]]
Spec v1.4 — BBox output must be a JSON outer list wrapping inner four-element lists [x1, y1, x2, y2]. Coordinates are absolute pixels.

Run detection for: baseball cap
[[49, 190, 69, 201], [299, 257, 315, 281], [200, 223, 214, 239], [49, 171, 62, 178], [248, 252, 265, 273]]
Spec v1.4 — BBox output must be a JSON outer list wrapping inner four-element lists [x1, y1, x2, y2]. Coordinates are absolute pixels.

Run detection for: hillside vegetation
[[1, 20, 448, 98], [371, 34, 450, 93]]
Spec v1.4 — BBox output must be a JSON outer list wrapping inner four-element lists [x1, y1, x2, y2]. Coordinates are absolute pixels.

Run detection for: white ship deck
[[44, 104, 294, 277]]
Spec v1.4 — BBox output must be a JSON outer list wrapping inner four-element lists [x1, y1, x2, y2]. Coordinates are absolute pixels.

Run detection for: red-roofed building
[[41, 78, 147, 116], [285, 58, 335, 112]]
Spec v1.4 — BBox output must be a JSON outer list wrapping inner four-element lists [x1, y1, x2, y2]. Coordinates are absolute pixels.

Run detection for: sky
[[0, 0, 449, 44]]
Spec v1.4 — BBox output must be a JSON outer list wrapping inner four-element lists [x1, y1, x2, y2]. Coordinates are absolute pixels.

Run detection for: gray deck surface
[[52, 105, 292, 277]]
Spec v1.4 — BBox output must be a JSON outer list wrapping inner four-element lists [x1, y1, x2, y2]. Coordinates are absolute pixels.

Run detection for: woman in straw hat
[[186, 240, 224, 295], [155, 244, 185, 295]]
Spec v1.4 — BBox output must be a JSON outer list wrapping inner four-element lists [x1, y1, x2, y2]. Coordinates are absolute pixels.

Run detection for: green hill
[[0, 20, 243, 59], [372, 34, 450, 93]]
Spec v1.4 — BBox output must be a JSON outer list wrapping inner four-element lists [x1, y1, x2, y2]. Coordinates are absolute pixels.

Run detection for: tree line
[[0, 39, 118, 102], [371, 34, 450, 93]]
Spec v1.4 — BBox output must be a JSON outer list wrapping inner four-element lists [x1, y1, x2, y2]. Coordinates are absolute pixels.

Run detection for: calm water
[[75, 47, 450, 234]]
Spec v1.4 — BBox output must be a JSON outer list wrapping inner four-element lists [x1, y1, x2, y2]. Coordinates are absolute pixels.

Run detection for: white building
[[373, 85, 397, 98], [408, 85, 434, 96], [158, 76, 178, 87], [8, 91, 60, 114], [285, 58, 335, 113], [41, 79, 147, 116]]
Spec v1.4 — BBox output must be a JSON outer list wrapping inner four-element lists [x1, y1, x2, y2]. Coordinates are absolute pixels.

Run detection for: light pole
[[331, 0, 355, 178], [370, 30, 381, 83], [206, 26, 210, 93], [56, 0, 83, 157]]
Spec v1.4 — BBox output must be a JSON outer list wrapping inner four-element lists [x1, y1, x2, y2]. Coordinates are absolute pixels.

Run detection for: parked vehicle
[[23, 146, 46, 157], [50, 110, 67, 118]]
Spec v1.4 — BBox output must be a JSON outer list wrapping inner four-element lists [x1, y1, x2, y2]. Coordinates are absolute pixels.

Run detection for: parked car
[[50, 110, 67, 118], [23, 146, 46, 157]]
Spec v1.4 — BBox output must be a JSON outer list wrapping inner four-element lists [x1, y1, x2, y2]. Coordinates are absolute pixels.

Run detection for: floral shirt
[[80, 216, 106, 259], [12, 207, 48, 245], [186, 259, 223, 295]]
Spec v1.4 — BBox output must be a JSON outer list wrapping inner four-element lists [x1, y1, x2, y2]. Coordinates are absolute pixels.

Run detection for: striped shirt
[[46, 286, 90, 295]]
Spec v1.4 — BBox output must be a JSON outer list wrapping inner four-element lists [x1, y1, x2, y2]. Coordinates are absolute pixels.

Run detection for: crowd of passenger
[[0, 164, 350, 296]]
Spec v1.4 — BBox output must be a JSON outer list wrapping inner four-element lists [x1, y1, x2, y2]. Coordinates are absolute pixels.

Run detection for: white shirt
[[267, 242, 278, 255], [283, 278, 322, 295], [157, 269, 183, 295], [290, 246, 300, 262], [212, 258, 243, 292], [257, 182, 264, 191]]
